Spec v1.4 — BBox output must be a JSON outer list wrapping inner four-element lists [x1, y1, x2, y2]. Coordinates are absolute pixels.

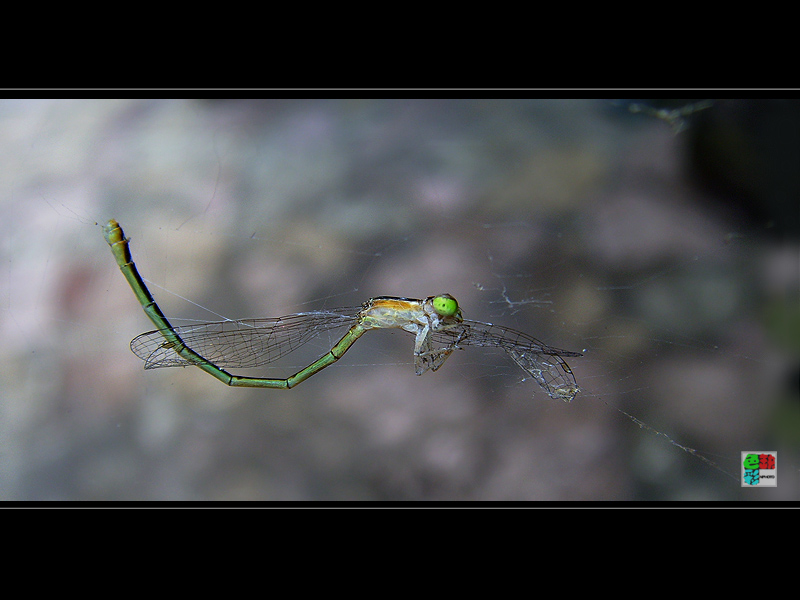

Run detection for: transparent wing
[[130, 308, 360, 370], [431, 319, 582, 401]]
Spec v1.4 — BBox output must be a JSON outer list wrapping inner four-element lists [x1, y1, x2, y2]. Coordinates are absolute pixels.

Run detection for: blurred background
[[0, 99, 796, 501]]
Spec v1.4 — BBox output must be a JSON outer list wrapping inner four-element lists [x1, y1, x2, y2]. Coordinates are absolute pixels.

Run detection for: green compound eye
[[432, 294, 459, 317]]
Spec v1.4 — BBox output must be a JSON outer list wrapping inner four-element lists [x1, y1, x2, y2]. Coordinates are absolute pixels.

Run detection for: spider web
[[1, 99, 796, 501]]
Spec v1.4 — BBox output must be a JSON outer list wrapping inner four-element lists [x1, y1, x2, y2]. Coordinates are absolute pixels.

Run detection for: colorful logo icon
[[741, 451, 777, 487]]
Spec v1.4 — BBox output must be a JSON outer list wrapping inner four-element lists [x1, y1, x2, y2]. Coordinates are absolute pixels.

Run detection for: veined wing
[[130, 308, 360, 370], [431, 319, 582, 401]]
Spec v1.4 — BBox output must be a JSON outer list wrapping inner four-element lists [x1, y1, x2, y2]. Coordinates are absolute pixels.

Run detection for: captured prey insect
[[103, 219, 582, 400]]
